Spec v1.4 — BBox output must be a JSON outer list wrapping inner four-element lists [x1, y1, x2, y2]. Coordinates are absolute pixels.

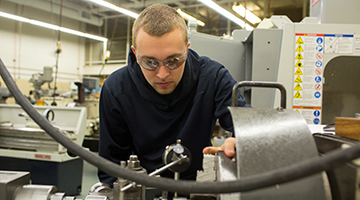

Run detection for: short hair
[[132, 4, 188, 48]]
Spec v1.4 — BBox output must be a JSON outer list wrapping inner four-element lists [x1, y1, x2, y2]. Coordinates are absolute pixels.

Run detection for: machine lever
[[232, 81, 287, 108], [120, 155, 187, 192]]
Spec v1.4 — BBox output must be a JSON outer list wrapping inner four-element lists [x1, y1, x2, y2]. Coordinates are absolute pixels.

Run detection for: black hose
[[1, 57, 360, 194]]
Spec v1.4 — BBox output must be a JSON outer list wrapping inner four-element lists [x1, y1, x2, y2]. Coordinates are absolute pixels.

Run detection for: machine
[[1, 81, 360, 200], [76, 77, 100, 152], [42, 77, 101, 152], [0, 82, 12, 103], [0, 104, 87, 195], [29, 66, 53, 101], [189, 3, 360, 126]]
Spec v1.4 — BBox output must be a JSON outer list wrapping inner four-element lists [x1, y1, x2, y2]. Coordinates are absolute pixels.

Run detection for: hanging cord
[[98, 2, 121, 78], [51, 0, 63, 106]]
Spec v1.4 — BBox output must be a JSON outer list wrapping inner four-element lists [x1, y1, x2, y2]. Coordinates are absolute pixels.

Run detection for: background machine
[[0, 104, 87, 195], [189, 1, 360, 126]]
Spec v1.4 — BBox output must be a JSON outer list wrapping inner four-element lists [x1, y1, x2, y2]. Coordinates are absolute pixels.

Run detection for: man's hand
[[202, 137, 236, 158]]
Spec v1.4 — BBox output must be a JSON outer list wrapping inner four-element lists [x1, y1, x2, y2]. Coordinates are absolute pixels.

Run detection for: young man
[[98, 4, 249, 187]]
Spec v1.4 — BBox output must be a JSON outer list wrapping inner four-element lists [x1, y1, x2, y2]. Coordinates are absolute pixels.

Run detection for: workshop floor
[[76, 160, 99, 199]]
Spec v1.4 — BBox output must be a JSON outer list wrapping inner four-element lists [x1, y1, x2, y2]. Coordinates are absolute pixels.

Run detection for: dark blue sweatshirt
[[98, 49, 248, 186]]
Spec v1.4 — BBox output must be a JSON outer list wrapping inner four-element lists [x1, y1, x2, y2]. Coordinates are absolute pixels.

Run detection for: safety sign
[[313, 118, 320, 124], [294, 75, 302, 83], [315, 68, 322, 75], [315, 60, 322, 68], [315, 76, 321, 83], [324, 34, 354, 54], [314, 83, 321, 91], [315, 52, 323, 59], [294, 83, 302, 91], [293, 33, 324, 124], [316, 45, 323, 52], [295, 52, 303, 59], [293, 106, 322, 124], [314, 110, 320, 117], [295, 60, 303, 67]]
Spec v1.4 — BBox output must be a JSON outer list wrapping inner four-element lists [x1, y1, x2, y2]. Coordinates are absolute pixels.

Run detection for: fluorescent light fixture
[[88, 0, 139, 19], [245, 24, 254, 31], [0, 11, 108, 42], [197, 0, 245, 28], [177, 9, 205, 27], [232, 5, 261, 24]]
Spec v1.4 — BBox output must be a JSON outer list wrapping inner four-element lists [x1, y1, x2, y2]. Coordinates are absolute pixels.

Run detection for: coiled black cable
[[1, 57, 360, 194]]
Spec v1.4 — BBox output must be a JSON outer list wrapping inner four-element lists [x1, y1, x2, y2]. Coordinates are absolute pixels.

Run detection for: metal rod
[[174, 172, 180, 198], [121, 156, 187, 192]]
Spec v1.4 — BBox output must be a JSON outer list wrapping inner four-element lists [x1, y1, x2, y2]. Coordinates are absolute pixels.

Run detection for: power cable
[[98, 1, 120, 78], [1, 57, 360, 194], [51, 0, 63, 106]]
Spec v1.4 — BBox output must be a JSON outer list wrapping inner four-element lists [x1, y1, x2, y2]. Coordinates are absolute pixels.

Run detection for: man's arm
[[203, 67, 249, 157], [98, 82, 133, 187]]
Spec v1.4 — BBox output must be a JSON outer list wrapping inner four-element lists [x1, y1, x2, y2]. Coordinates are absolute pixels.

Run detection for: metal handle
[[232, 81, 287, 108]]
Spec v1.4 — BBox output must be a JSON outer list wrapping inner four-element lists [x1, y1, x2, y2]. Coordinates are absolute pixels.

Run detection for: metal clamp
[[232, 81, 287, 108]]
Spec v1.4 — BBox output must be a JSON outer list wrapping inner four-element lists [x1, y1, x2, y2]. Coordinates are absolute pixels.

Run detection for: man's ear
[[131, 45, 137, 57]]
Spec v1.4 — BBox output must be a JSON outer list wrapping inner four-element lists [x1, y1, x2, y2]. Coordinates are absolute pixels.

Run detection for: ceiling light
[[88, 0, 139, 19], [245, 24, 254, 31], [197, 0, 245, 28], [0, 11, 108, 42], [232, 5, 261, 24], [177, 9, 205, 27]]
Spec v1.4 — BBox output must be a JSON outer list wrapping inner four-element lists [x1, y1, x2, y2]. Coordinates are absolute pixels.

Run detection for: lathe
[[1, 81, 359, 200]]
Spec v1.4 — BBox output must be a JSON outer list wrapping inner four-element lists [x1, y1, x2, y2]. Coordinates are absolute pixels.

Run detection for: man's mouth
[[156, 82, 172, 88]]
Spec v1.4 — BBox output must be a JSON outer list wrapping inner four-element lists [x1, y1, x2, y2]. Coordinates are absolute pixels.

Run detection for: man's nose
[[156, 64, 170, 80]]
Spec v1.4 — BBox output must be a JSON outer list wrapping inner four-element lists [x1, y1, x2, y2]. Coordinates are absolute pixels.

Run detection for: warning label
[[295, 60, 303, 68], [324, 34, 354, 54], [293, 33, 324, 124]]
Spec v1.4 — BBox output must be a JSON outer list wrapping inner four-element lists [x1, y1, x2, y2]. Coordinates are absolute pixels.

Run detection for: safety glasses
[[137, 51, 187, 71]]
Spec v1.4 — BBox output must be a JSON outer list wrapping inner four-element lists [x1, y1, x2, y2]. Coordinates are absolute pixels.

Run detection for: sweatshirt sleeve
[[97, 81, 133, 187], [214, 67, 250, 133]]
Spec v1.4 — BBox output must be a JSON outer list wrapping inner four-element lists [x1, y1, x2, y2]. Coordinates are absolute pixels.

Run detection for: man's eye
[[164, 59, 175, 66], [145, 60, 158, 66]]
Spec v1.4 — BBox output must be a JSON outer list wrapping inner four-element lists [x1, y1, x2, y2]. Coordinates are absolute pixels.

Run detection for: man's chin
[[155, 87, 175, 95]]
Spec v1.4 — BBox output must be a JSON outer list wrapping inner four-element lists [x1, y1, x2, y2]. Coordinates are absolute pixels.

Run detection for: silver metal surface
[[121, 156, 187, 192], [14, 185, 57, 200], [0, 171, 30, 200], [0, 104, 87, 161], [117, 155, 146, 200], [229, 107, 327, 200], [189, 31, 245, 82], [215, 152, 240, 200], [0, 126, 68, 152]]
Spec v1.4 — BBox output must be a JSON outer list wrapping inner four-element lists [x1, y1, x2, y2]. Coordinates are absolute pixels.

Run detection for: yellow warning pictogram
[[294, 83, 302, 91], [294, 68, 303, 75], [295, 60, 303, 68], [295, 52, 303, 60], [294, 75, 303, 83], [296, 37, 304, 44], [294, 91, 302, 98], [295, 45, 304, 52]]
